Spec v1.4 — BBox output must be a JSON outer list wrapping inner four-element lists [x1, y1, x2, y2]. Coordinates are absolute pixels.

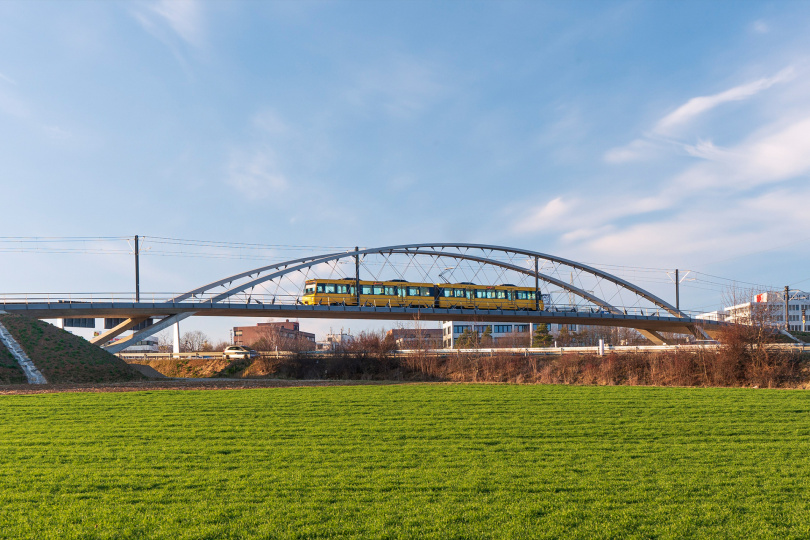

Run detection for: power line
[[0, 236, 130, 242], [0, 236, 797, 292], [141, 236, 356, 251]]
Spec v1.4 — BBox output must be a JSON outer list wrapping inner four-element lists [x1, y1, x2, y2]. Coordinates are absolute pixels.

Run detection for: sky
[[1, 0, 810, 341]]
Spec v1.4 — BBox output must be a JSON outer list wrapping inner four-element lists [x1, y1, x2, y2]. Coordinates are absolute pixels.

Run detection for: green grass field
[[1, 384, 810, 539]]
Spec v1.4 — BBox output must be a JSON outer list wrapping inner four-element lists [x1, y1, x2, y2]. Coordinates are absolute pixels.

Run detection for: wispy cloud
[[674, 114, 810, 191], [603, 139, 657, 164], [654, 67, 794, 133], [252, 110, 288, 136], [344, 57, 449, 118], [515, 66, 810, 267], [42, 125, 72, 141], [604, 67, 796, 163], [0, 86, 29, 119], [752, 20, 770, 34], [512, 193, 670, 237], [226, 148, 288, 200], [578, 185, 810, 263], [0, 72, 16, 85], [133, 0, 204, 48], [150, 0, 203, 47], [513, 197, 572, 234]]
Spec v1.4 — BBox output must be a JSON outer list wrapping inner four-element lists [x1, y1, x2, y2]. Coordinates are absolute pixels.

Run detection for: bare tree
[[210, 340, 230, 352], [181, 330, 209, 352], [156, 329, 173, 353]]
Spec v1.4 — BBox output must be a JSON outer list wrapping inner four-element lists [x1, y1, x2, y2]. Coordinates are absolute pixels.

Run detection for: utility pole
[[355, 246, 360, 306], [135, 235, 140, 303], [675, 269, 679, 311], [785, 285, 790, 331], [534, 257, 539, 311]]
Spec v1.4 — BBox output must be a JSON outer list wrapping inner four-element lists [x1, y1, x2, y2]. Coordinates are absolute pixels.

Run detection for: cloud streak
[[343, 57, 449, 118], [514, 64, 810, 269], [604, 67, 796, 164], [150, 0, 203, 47], [654, 67, 794, 133], [133, 0, 204, 49], [226, 148, 288, 200]]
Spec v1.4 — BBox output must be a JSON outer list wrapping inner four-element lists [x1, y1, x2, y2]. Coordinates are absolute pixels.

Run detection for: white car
[[223, 346, 259, 360]]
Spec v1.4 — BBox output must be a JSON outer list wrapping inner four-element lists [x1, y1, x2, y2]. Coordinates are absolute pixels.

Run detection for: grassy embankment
[[0, 314, 145, 383], [0, 340, 26, 384], [1, 384, 810, 538]]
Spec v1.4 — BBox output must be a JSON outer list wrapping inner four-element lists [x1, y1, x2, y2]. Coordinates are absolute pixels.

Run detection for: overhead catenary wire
[[0, 236, 794, 294]]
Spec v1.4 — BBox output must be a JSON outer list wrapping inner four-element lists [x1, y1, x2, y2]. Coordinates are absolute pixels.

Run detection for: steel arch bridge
[[0, 243, 721, 352]]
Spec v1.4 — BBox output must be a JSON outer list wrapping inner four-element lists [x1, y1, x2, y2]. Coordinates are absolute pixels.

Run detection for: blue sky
[[2, 1, 810, 340]]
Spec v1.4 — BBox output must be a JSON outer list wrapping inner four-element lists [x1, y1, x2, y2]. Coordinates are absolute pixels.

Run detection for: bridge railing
[[0, 291, 714, 320]]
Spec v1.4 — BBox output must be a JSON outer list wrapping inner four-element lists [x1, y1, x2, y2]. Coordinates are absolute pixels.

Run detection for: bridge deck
[[0, 301, 719, 334]]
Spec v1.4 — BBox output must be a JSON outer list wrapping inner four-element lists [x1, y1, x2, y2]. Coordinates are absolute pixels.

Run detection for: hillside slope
[[0, 314, 147, 384], [0, 340, 27, 384]]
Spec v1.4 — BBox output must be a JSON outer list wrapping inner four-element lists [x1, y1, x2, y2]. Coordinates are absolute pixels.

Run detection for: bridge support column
[[173, 321, 181, 358], [638, 329, 668, 345], [103, 312, 195, 354], [90, 316, 149, 345], [688, 325, 713, 341]]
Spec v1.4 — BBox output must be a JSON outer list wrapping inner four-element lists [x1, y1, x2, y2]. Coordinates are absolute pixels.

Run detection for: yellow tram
[[301, 279, 542, 310]]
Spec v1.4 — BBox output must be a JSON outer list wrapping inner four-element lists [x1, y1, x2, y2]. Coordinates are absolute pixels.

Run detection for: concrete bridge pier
[[173, 321, 180, 358]]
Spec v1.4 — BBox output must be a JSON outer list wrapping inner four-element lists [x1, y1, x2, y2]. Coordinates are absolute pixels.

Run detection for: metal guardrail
[[117, 342, 810, 362], [0, 292, 712, 319]]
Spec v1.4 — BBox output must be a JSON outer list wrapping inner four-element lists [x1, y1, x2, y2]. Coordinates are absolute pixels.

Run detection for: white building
[[316, 331, 354, 351], [441, 321, 581, 348], [697, 291, 810, 332], [441, 321, 528, 348]]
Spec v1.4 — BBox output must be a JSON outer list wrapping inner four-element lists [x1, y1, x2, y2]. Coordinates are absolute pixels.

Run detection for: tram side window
[[324, 284, 337, 294], [454, 289, 465, 298], [408, 287, 420, 296], [443, 289, 453, 297], [421, 287, 432, 296], [474, 290, 486, 299], [385, 286, 396, 296], [316, 284, 325, 293], [362, 285, 373, 295], [304, 285, 315, 294], [496, 290, 507, 299], [372, 285, 384, 295], [336, 284, 349, 294], [486, 290, 496, 299]]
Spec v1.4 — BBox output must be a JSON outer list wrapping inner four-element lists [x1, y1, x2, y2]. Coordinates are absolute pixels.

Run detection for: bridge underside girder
[[89, 316, 149, 345], [0, 303, 718, 340]]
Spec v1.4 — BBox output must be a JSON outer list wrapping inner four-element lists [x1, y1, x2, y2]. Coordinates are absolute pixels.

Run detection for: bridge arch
[[100, 243, 704, 352], [170, 243, 683, 316]]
